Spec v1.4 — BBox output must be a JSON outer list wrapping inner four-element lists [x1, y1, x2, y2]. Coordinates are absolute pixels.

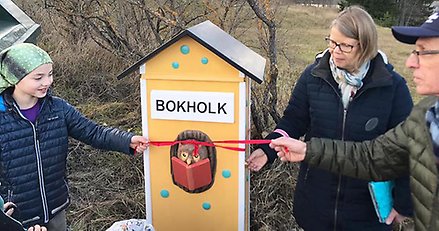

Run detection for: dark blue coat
[[0, 89, 134, 227], [260, 51, 414, 231]]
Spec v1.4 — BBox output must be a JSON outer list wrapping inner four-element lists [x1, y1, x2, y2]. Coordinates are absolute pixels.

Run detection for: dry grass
[[10, 2, 418, 230]]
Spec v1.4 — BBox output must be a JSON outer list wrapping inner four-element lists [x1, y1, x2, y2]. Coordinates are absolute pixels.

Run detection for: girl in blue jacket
[[247, 6, 413, 231], [0, 43, 148, 230]]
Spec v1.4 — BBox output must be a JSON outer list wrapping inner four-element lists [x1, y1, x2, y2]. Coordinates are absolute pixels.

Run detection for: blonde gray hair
[[331, 5, 378, 71]]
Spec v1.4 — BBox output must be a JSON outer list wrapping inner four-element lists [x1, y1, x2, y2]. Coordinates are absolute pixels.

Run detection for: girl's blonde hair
[[331, 5, 378, 71]]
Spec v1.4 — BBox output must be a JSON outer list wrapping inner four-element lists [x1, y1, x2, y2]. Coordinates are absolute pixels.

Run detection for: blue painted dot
[[160, 190, 169, 198], [202, 202, 211, 210], [222, 170, 231, 178], [201, 57, 208, 64], [172, 62, 179, 69], [180, 45, 190, 54]]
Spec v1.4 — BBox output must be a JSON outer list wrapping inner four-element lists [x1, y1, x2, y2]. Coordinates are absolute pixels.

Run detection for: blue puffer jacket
[[0, 89, 134, 227], [260, 51, 414, 230]]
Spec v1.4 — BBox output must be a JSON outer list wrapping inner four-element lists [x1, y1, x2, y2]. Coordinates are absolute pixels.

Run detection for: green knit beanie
[[0, 43, 52, 93]]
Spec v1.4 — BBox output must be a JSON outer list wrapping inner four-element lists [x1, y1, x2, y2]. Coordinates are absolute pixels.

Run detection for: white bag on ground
[[106, 219, 154, 231]]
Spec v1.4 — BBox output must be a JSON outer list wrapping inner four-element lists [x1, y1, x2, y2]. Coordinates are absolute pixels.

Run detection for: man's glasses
[[411, 49, 439, 65], [325, 37, 357, 53]]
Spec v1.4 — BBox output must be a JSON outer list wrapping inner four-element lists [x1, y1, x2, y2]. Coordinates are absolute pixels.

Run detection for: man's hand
[[269, 137, 307, 162]]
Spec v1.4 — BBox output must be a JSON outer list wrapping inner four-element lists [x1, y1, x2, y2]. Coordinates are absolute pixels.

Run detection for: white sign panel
[[150, 90, 235, 123]]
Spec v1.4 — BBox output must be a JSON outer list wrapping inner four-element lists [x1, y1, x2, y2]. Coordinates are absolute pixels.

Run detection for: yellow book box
[[118, 20, 265, 231]]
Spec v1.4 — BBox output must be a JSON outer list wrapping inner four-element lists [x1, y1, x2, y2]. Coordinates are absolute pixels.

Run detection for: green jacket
[[306, 96, 439, 231]]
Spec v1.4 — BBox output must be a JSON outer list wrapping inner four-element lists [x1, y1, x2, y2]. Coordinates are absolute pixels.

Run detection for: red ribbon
[[148, 139, 271, 152]]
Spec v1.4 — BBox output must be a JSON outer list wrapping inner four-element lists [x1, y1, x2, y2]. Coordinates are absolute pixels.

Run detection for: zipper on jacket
[[303, 166, 310, 182], [12, 104, 50, 223], [333, 108, 347, 231], [7, 189, 13, 202], [318, 74, 345, 231], [319, 75, 370, 231], [34, 138, 49, 223], [341, 104, 347, 139], [333, 86, 368, 231]]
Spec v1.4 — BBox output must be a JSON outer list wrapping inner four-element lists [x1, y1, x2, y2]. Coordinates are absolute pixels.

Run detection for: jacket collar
[[0, 88, 51, 112], [1, 88, 15, 111], [310, 50, 395, 90], [418, 96, 438, 112]]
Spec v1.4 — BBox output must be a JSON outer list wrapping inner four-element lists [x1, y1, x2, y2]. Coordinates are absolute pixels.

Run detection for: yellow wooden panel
[[146, 80, 244, 231], [143, 36, 243, 82]]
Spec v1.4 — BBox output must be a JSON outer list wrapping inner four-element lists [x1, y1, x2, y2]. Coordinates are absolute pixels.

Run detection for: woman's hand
[[385, 208, 409, 225], [246, 148, 268, 171]]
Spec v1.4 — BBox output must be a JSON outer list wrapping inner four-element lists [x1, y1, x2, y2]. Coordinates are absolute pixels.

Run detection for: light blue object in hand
[[0, 195, 4, 210], [368, 181, 394, 223]]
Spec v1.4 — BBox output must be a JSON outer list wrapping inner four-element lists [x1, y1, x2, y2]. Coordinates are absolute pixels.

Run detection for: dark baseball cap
[[392, 12, 439, 44]]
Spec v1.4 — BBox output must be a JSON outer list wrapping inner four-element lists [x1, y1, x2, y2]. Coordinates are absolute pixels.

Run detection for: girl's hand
[[130, 136, 149, 154], [3, 202, 16, 216], [27, 225, 47, 231]]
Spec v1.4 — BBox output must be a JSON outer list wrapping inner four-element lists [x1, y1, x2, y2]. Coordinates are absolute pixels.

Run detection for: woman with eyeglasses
[[246, 5, 414, 231]]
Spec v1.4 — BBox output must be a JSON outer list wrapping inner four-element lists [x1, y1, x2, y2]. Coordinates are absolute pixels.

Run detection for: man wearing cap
[[269, 12, 439, 231]]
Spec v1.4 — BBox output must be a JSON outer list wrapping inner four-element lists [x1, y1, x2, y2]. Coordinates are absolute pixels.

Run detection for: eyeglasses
[[410, 49, 439, 65], [325, 37, 357, 53]]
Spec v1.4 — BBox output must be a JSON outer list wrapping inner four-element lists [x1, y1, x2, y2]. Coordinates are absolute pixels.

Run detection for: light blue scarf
[[329, 57, 370, 108]]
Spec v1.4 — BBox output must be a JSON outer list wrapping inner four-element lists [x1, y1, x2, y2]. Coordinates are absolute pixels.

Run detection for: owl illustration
[[170, 130, 217, 193], [177, 143, 208, 165]]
